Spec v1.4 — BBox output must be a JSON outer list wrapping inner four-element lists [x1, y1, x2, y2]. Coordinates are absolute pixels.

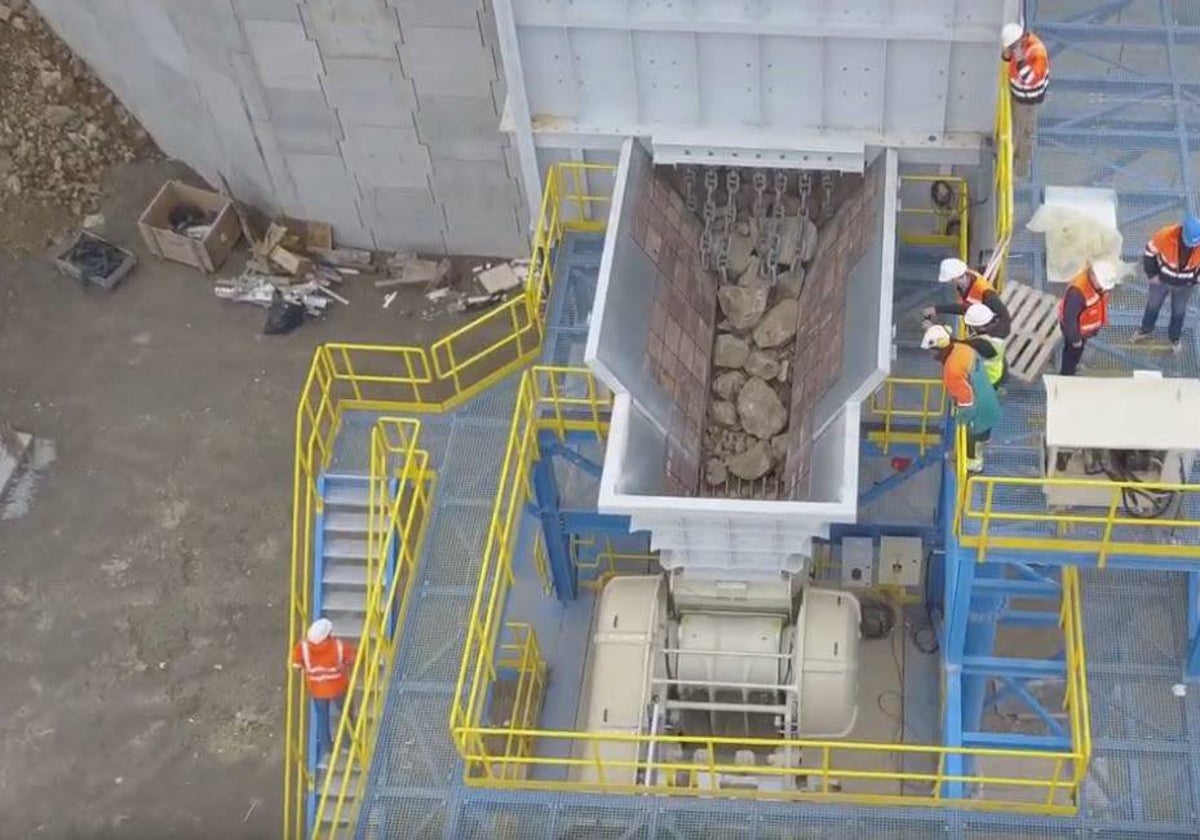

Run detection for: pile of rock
[[701, 215, 819, 491], [0, 2, 157, 222]]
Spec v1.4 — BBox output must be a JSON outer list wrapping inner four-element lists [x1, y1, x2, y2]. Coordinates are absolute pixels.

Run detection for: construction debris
[[476, 262, 522, 294], [374, 255, 451, 288]]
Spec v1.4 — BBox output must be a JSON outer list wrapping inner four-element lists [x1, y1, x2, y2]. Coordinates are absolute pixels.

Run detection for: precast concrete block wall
[[32, 0, 528, 256]]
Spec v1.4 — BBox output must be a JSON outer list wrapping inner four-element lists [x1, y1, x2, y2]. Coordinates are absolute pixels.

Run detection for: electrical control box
[[1043, 374, 1200, 509], [879, 536, 924, 588], [841, 538, 874, 589]]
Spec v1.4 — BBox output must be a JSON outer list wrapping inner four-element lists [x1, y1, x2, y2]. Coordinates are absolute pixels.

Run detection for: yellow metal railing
[[572, 536, 660, 591], [898, 174, 971, 259], [993, 60, 1015, 291], [311, 419, 434, 837], [491, 623, 548, 780], [450, 366, 612, 752], [866, 377, 948, 455], [450, 369, 1090, 815], [284, 161, 614, 840]]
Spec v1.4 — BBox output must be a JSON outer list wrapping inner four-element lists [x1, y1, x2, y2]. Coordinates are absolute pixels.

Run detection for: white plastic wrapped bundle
[[1026, 204, 1133, 284]]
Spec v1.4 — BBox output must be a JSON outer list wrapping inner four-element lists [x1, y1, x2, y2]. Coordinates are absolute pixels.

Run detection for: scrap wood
[[311, 246, 373, 269], [268, 244, 311, 276], [318, 285, 350, 306]]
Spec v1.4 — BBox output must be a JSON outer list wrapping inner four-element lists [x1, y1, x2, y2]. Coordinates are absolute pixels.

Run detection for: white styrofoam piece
[[1044, 374, 1200, 450], [1041, 186, 1119, 284]]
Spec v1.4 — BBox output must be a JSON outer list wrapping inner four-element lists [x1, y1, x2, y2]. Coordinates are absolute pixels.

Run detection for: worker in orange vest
[[1058, 260, 1119, 375], [293, 618, 356, 759], [922, 324, 999, 473], [1131, 216, 1200, 353], [1002, 23, 1050, 178], [924, 258, 1012, 338]]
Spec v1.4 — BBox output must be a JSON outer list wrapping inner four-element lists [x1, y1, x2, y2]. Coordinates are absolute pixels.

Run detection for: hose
[[1082, 449, 1177, 519]]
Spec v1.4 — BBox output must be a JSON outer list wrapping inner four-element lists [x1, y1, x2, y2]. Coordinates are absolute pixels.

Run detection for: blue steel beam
[[530, 456, 577, 602], [1188, 571, 1200, 681]]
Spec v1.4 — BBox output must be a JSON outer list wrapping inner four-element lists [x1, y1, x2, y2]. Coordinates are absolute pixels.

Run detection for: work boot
[[965, 455, 984, 473], [1172, 340, 1183, 355], [1130, 330, 1151, 344]]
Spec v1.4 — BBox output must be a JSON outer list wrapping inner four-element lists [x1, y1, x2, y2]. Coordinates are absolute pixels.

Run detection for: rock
[[726, 441, 774, 481], [39, 69, 61, 90], [717, 284, 769, 331], [82, 213, 105, 230], [710, 400, 739, 427], [736, 254, 762, 287], [11, 13, 26, 31], [771, 434, 790, 463], [776, 216, 802, 265], [737, 377, 788, 439], [778, 358, 791, 384], [0, 5, 13, 23], [4, 173, 20, 195], [705, 458, 728, 486], [44, 105, 74, 128], [11, 0, 27, 11], [753, 299, 800, 349], [712, 370, 747, 401], [744, 350, 780, 380], [713, 334, 750, 369], [727, 233, 755, 277], [776, 265, 805, 299], [798, 215, 820, 263]]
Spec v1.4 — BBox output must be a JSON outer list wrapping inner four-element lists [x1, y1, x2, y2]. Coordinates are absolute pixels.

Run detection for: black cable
[[66, 235, 125, 283], [859, 597, 895, 640]]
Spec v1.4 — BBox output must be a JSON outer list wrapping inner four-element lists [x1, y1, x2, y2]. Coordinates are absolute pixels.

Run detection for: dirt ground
[[0, 159, 452, 837]]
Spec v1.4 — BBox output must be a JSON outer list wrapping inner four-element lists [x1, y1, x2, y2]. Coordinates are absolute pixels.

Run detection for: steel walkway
[[347, 1, 1200, 835]]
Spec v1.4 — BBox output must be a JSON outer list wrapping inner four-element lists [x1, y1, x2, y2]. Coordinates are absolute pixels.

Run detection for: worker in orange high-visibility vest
[[1131, 216, 1200, 354], [293, 618, 356, 759], [1058, 260, 1120, 376], [1001, 23, 1050, 178], [923, 258, 1012, 338], [921, 324, 999, 473]]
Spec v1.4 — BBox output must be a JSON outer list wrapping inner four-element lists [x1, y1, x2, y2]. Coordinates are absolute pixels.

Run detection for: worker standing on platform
[[1131, 216, 1200, 354], [922, 324, 999, 473], [1002, 23, 1050, 178], [1058, 260, 1119, 376], [923, 257, 1012, 338], [293, 617, 357, 760], [962, 303, 1008, 390]]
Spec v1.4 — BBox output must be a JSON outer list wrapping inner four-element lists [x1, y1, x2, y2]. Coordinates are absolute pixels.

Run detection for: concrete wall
[[32, 0, 528, 256]]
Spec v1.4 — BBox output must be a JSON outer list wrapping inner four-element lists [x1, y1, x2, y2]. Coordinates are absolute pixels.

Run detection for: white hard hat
[[921, 324, 952, 350], [964, 302, 995, 328], [307, 617, 333, 644], [938, 258, 968, 284], [1090, 259, 1120, 291], [1001, 23, 1024, 49]]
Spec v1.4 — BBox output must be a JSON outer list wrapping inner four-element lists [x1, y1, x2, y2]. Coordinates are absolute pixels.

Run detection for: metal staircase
[[318, 474, 373, 641]]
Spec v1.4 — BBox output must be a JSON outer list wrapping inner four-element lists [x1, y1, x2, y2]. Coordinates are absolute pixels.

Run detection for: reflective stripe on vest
[[1058, 271, 1108, 338], [300, 639, 346, 684], [980, 336, 1006, 385], [1008, 35, 1049, 102], [1145, 225, 1200, 283]]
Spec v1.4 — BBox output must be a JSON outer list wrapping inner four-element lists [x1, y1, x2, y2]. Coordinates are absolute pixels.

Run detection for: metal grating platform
[[344, 2, 1200, 833]]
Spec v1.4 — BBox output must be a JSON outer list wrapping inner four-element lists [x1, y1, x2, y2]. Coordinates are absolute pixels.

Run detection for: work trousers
[[313, 696, 350, 761], [966, 429, 991, 460], [1060, 337, 1087, 376], [1140, 280, 1195, 343]]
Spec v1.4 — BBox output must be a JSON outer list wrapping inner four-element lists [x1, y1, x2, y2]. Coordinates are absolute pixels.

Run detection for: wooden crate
[[137, 180, 242, 273], [1000, 281, 1062, 382]]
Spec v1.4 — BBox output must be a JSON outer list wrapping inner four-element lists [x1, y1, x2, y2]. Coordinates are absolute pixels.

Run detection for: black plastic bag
[[263, 291, 305, 335]]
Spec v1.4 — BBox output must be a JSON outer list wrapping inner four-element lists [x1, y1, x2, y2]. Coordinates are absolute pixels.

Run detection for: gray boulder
[[726, 440, 774, 481], [717, 285, 769, 331], [713, 334, 750, 369], [737, 377, 788, 439], [753, 299, 799, 349]]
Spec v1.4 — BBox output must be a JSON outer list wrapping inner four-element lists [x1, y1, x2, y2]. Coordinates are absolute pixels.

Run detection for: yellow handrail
[[867, 377, 948, 455], [993, 60, 1015, 290], [897, 174, 971, 260], [284, 161, 615, 840]]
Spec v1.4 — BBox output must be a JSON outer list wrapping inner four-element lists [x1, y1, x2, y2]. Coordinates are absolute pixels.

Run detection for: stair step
[[322, 589, 366, 613], [324, 562, 368, 587], [325, 511, 370, 533], [324, 476, 370, 507], [325, 537, 369, 560], [318, 613, 363, 639]]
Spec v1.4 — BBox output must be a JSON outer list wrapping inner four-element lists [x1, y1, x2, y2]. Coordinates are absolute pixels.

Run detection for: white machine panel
[[794, 588, 861, 737]]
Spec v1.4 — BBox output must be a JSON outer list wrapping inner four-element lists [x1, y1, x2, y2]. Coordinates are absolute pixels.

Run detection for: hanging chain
[[798, 172, 812, 218], [716, 168, 740, 281], [751, 169, 768, 252], [766, 170, 788, 281], [821, 172, 834, 221], [699, 167, 718, 271], [683, 166, 697, 213]]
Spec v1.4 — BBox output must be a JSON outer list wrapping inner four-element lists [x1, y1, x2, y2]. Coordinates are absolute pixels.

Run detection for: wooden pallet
[[1000, 281, 1062, 382]]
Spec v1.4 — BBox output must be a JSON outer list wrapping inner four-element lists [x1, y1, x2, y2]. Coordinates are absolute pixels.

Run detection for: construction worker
[[1131, 216, 1200, 353], [1002, 23, 1050, 178], [963, 302, 1007, 389], [1058, 259, 1120, 376], [922, 324, 999, 473], [293, 618, 356, 760], [923, 257, 1012, 338]]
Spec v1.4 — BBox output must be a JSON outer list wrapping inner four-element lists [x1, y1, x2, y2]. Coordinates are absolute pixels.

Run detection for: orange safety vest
[[295, 637, 351, 700], [1058, 269, 1108, 339], [957, 272, 994, 307], [1145, 224, 1200, 284], [1008, 32, 1049, 103], [942, 343, 977, 409]]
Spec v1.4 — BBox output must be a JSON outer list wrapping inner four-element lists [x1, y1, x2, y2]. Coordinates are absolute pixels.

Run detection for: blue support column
[[530, 456, 577, 603], [1187, 570, 1200, 681]]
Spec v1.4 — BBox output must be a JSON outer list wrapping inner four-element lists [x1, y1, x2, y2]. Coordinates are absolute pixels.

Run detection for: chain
[[821, 172, 834, 221], [716, 168, 739, 281], [751, 169, 768, 252], [798, 172, 812, 218], [766, 170, 788, 281], [683, 166, 697, 212], [699, 167, 718, 271]]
